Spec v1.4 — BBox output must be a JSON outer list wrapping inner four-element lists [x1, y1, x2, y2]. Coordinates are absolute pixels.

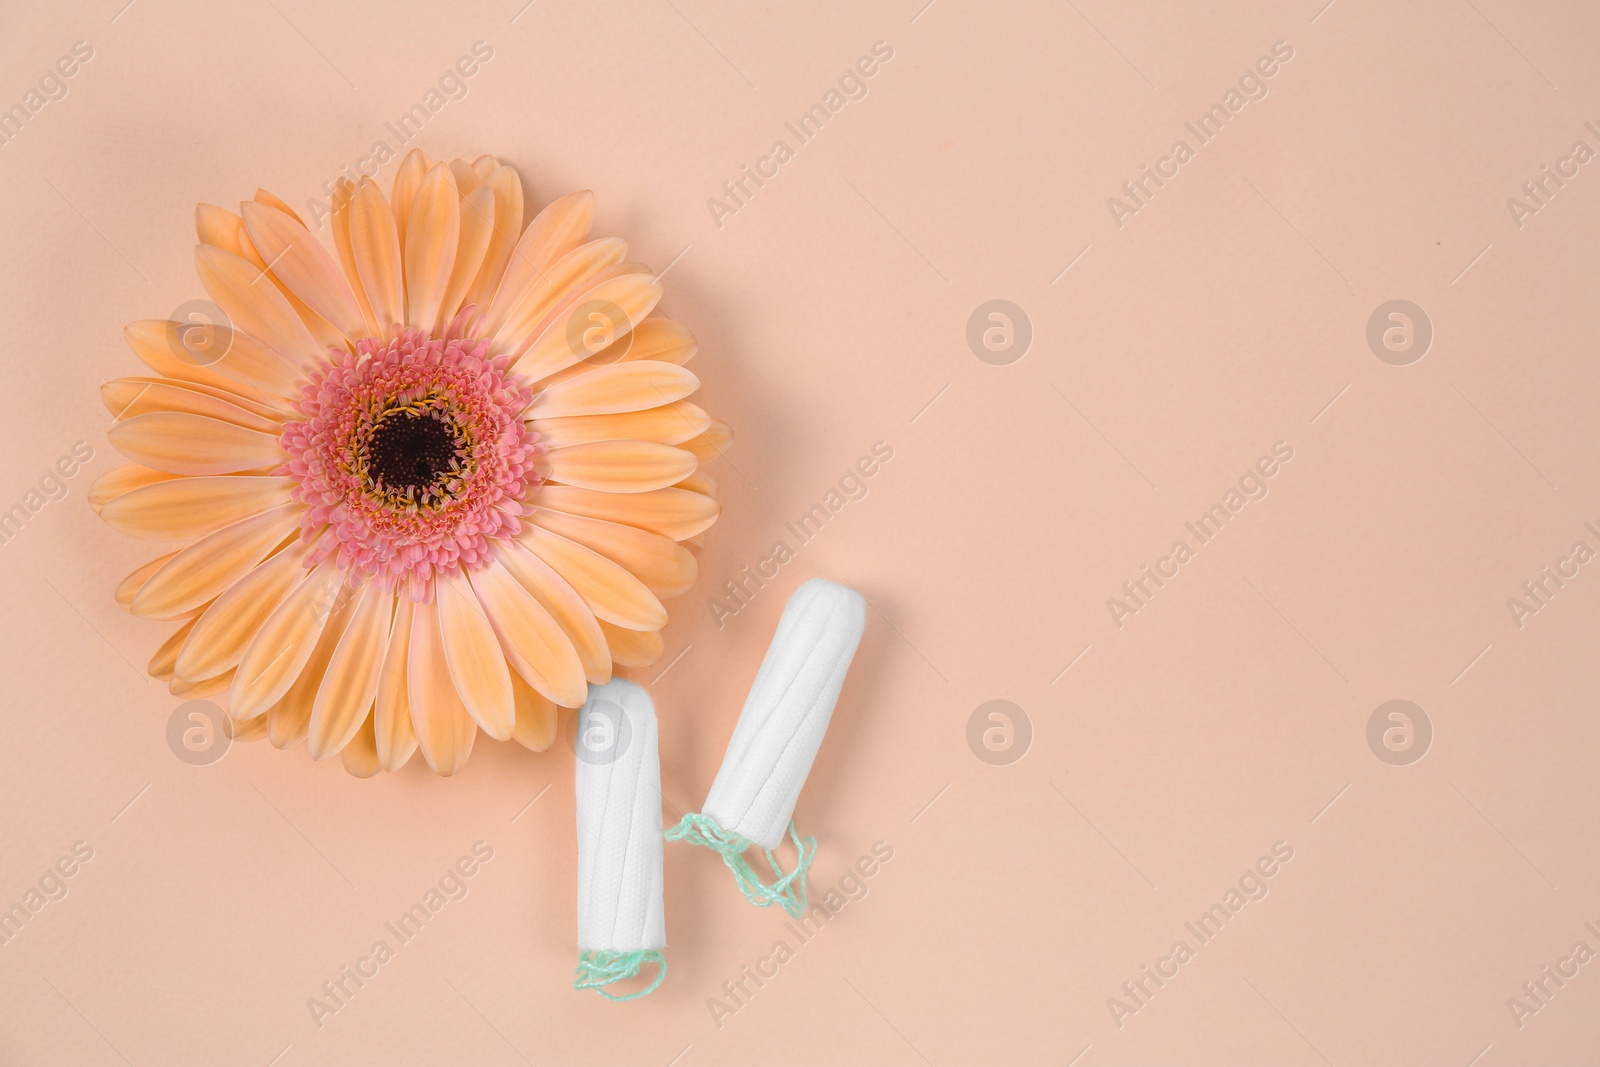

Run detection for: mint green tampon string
[[574, 950, 668, 1002], [666, 813, 817, 917]]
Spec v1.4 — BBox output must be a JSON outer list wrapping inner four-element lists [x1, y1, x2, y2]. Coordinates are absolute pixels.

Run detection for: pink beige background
[[3, 0, 1599, 1063]]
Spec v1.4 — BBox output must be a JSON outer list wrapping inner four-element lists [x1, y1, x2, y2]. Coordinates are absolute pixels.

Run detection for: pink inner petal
[[279, 326, 541, 595]]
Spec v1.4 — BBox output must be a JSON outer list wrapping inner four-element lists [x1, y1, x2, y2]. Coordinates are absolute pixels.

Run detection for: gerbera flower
[[93, 151, 728, 777]]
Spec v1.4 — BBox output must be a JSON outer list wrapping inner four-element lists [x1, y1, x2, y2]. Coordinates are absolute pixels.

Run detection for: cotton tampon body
[[667, 578, 866, 916], [574, 678, 667, 999]]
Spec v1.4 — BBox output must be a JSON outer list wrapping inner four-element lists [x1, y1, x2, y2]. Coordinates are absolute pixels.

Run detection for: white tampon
[[666, 578, 866, 916], [573, 678, 667, 1000]]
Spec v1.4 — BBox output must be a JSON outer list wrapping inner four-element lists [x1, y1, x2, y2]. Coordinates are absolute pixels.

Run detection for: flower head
[[95, 151, 727, 776]]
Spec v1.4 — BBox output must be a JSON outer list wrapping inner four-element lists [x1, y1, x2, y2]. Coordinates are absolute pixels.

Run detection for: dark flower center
[[366, 410, 458, 496]]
